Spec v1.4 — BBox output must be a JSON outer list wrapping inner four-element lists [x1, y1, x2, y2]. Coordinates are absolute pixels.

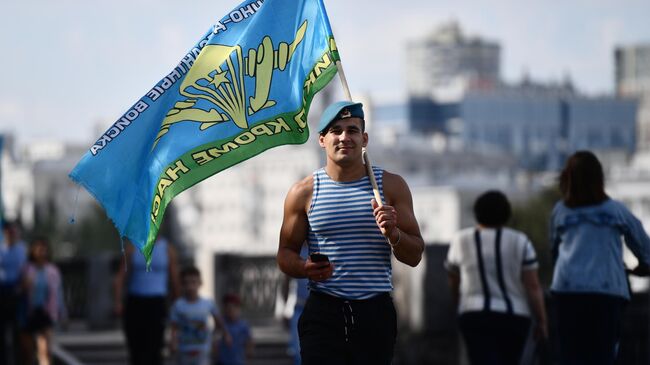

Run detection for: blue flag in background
[[69, 0, 340, 263]]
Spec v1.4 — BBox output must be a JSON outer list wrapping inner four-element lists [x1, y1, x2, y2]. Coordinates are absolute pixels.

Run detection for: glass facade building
[[406, 87, 638, 171]]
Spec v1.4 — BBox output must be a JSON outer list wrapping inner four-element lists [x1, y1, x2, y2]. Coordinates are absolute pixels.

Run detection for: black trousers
[[298, 291, 397, 365], [123, 295, 167, 365], [554, 293, 625, 365], [0, 286, 20, 365], [459, 311, 531, 365]]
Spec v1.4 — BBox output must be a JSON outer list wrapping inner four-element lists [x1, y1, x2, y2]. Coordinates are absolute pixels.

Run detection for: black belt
[[309, 290, 391, 304]]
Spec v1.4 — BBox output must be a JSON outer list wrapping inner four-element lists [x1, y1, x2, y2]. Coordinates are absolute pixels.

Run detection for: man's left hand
[[371, 198, 398, 240]]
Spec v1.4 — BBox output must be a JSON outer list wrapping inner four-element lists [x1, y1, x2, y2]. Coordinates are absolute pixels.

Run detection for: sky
[[1, 0, 649, 145]]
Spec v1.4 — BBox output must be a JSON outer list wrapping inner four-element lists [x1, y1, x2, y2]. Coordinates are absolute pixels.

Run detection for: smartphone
[[310, 253, 330, 263]]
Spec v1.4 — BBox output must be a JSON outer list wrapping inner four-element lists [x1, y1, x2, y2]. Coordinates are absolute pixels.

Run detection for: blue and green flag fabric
[[0, 135, 4, 243], [69, 0, 340, 263]]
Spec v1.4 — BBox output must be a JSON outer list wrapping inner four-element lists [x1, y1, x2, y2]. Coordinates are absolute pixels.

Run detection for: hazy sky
[[1, 0, 648, 144]]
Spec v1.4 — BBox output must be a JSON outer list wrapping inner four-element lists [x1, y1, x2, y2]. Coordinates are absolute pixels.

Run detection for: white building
[[608, 154, 650, 292], [29, 142, 97, 229], [406, 21, 500, 102], [411, 186, 479, 244], [615, 44, 650, 151], [1, 135, 35, 228], [616, 44, 650, 97]]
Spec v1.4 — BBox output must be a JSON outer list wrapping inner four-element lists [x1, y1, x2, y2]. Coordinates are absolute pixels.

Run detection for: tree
[[510, 187, 561, 286]]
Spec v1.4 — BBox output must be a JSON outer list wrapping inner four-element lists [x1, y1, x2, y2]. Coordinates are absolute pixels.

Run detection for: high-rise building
[[616, 45, 650, 97], [615, 44, 650, 150], [406, 21, 500, 102]]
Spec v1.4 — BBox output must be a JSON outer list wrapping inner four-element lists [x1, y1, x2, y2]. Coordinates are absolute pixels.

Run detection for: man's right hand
[[304, 257, 334, 282]]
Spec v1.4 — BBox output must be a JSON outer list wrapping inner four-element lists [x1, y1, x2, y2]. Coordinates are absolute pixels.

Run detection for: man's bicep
[[398, 203, 422, 236], [278, 190, 310, 277], [279, 188, 309, 252], [279, 214, 308, 252], [392, 178, 423, 237]]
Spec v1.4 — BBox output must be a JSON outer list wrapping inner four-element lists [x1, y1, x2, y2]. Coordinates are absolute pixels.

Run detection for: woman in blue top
[[113, 236, 180, 365], [550, 151, 650, 365]]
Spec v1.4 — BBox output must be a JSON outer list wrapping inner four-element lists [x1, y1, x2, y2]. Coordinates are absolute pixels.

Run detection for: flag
[[0, 135, 4, 244], [69, 0, 340, 262]]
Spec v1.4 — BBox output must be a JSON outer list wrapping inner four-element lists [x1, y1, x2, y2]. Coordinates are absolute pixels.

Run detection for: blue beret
[[317, 101, 364, 134]]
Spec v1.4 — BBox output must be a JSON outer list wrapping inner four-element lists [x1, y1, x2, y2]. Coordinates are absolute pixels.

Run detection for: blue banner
[[69, 0, 340, 262]]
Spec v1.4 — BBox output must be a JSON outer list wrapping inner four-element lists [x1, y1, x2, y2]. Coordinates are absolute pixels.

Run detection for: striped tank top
[[307, 167, 393, 300]]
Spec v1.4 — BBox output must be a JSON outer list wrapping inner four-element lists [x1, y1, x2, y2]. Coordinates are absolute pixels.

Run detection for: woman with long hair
[[551, 150, 650, 365]]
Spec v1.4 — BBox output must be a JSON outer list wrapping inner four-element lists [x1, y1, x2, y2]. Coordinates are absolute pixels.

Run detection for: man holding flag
[[277, 101, 425, 364], [68, 0, 424, 361]]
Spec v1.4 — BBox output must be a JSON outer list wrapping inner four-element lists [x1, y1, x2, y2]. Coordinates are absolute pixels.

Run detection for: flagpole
[[336, 61, 353, 102], [335, 60, 386, 235]]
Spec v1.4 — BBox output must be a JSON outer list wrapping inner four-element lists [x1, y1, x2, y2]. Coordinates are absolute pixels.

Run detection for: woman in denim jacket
[[550, 150, 650, 365]]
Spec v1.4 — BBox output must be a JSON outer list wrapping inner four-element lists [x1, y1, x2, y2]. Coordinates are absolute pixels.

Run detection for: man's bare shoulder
[[382, 169, 408, 190], [286, 174, 314, 209], [381, 169, 412, 204]]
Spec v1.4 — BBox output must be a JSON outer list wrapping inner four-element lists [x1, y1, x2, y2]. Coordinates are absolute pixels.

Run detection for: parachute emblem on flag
[[154, 20, 309, 147]]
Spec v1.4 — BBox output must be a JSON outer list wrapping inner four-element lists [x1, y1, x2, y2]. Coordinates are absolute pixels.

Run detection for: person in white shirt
[[445, 190, 547, 365]]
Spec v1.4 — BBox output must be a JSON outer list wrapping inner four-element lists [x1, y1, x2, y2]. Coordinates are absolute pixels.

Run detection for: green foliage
[[30, 198, 59, 243], [510, 187, 562, 286], [75, 204, 122, 255], [28, 200, 120, 259]]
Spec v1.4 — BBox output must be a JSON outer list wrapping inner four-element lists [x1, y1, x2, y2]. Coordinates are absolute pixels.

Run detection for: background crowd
[[2, 150, 650, 365]]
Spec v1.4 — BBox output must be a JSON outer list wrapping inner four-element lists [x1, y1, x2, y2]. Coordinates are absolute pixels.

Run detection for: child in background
[[170, 267, 230, 365], [215, 293, 253, 365], [20, 237, 67, 365]]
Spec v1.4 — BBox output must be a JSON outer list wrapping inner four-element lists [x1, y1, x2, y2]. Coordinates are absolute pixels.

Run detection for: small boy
[[215, 293, 253, 365], [169, 266, 231, 365]]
